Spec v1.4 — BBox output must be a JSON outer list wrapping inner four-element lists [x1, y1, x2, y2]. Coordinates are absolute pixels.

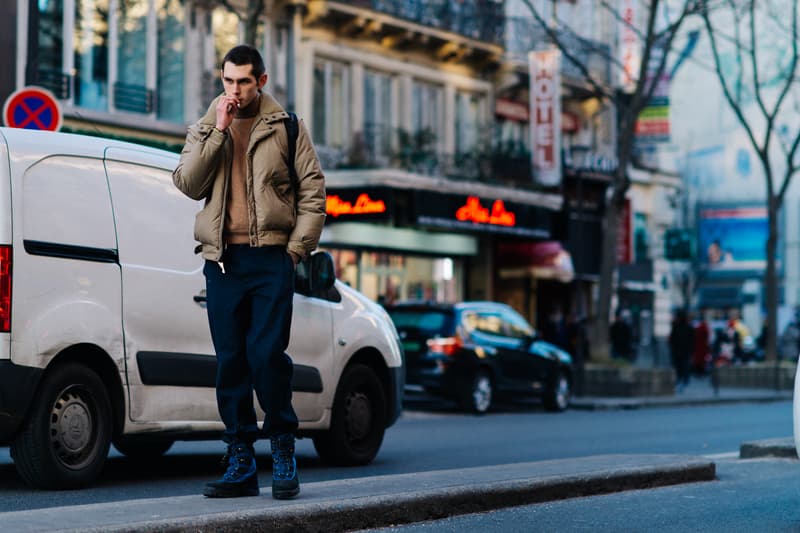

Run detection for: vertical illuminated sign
[[619, 0, 640, 92], [529, 49, 561, 188]]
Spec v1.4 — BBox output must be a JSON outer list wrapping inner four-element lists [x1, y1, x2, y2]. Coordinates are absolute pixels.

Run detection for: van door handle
[[194, 290, 207, 306]]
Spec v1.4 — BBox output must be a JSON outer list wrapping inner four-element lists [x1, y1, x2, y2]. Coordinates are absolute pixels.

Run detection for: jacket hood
[[199, 91, 288, 126]]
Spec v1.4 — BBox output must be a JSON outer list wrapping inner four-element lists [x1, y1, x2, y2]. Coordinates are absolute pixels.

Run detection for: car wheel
[[544, 370, 571, 412], [313, 364, 386, 466], [463, 369, 493, 414], [11, 363, 112, 489], [113, 439, 174, 460]]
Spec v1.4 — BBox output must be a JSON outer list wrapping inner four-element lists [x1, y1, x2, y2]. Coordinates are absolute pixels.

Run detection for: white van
[[0, 127, 403, 489]]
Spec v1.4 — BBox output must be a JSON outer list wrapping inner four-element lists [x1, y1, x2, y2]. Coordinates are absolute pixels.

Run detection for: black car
[[386, 301, 573, 414]]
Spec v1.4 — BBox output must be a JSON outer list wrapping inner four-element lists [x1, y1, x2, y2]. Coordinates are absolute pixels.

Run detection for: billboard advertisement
[[697, 205, 776, 272]]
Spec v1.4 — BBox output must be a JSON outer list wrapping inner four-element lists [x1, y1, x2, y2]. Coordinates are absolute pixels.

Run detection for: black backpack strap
[[285, 112, 299, 195]]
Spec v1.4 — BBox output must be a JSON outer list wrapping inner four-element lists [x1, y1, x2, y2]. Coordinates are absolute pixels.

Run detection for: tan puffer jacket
[[173, 92, 326, 262]]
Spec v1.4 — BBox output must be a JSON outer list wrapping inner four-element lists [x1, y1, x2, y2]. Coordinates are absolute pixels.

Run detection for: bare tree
[[519, 0, 706, 359], [214, 0, 265, 45], [700, 0, 800, 361]]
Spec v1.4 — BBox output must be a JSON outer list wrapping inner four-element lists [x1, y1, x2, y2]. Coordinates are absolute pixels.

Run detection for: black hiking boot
[[203, 443, 259, 498], [271, 434, 300, 499]]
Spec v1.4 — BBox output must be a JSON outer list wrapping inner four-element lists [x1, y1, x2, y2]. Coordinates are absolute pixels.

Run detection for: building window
[[74, 0, 110, 111], [156, 0, 184, 122], [37, 0, 65, 94], [325, 248, 463, 304], [363, 69, 395, 164], [117, 0, 147, 87], [634, 212, 649, 263], [312, 58, 350, 148], [455, 90, 485, 155], [411, 80, 444, 152]]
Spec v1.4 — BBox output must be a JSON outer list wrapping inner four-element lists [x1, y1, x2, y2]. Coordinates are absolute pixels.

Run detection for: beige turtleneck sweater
[[224, 95, 260, 245]]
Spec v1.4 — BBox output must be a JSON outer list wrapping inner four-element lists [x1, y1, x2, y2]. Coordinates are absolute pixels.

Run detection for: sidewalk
[[571, 375, 792, 410], [2, 454, 715, 533], [3, 377, 792, 532]]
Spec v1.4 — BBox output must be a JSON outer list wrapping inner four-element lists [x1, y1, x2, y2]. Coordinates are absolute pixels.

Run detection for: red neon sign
[[327, 193, 387, 217], [455, 196, 516, 227]]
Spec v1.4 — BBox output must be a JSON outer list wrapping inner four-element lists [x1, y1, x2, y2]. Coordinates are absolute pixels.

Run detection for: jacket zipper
[[217, 131, 232, 272]]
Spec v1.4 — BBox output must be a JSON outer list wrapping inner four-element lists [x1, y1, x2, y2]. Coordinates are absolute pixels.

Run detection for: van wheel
[[463, 369, 493, 414], [11, 363, 112, 489], [113, 439, 174, 460], [313, 364, 386, 466], [544, 371, 571, 412]]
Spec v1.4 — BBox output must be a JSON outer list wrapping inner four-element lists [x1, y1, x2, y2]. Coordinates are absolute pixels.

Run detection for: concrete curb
[[570, 392, 793, 411], [740, 437, 798, 459], [4, 455, 715, 533]]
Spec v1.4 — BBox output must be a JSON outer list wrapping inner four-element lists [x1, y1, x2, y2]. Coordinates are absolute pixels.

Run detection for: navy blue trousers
[[203, 245, 298, 444]]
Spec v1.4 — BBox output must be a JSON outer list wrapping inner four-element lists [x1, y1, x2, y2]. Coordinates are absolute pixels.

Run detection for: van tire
[[11, 363, 112, 489], [313, 364, 386, 466]]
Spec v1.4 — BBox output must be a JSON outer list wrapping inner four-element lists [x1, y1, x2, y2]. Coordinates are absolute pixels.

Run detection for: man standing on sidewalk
[[173, 44, 326, 499]]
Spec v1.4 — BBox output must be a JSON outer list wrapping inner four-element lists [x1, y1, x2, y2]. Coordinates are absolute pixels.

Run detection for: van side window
[[22, 156, 116, 251]]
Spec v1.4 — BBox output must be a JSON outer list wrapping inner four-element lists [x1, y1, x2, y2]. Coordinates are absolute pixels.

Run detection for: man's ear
[[258, 73, 268, 90]]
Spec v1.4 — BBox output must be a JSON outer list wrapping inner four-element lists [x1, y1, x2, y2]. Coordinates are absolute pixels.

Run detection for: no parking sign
[[3, 86, 63, 131]]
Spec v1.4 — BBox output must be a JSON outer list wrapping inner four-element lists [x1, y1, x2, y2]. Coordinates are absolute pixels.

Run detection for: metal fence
[[351, 0, 505, 45], [505, 17, 611, 85]]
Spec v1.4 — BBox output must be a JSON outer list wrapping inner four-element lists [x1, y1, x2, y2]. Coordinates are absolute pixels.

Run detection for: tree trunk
[[592, 109, 635, 361], [243, 0, 264, 46], [765, 194, 779, 361]]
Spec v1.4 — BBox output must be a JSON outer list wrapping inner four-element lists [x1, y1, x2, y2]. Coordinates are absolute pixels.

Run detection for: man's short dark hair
[[221, 45, 266, 79]]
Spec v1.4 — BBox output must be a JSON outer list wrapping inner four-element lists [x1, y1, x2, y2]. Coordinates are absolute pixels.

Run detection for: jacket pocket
[[253, 178, 296, 232], [194, 203, 221, 246]]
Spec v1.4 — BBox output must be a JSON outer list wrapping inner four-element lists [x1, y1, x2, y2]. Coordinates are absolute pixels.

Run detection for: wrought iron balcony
[[113, 83, 155, 114], [344, 0, 505, 46], [317, 125, 544, 191], [505, 17, 611, 86], [36, 69, 71, 100]]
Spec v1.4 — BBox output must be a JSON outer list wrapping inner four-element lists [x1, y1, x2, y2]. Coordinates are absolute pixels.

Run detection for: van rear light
[[0, 245, 10, 332], [427, 336, 462, 356]]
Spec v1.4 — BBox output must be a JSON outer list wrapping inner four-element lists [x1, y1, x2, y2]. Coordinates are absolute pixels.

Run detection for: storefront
[[319, 180, 561, 308]]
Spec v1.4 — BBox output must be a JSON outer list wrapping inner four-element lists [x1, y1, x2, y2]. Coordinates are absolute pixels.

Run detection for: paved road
[[0, 397, 792, 512], [357, 457, 800, 532]]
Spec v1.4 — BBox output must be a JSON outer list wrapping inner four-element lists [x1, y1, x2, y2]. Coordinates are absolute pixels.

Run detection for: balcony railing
[[318, 126, 545, 191], [505, 17, 611, 85], [37, 69, 71, 99], [349, 0, 505, 46], [113, 83, 155, 114]]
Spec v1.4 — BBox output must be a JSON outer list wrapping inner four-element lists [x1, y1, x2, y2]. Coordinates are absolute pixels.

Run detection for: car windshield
[[387, 309, 454, 336]]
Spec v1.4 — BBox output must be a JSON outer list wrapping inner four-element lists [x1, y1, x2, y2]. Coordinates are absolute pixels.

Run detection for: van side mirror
[[309, 251, 336, 292], [295, 251, 336, 296]]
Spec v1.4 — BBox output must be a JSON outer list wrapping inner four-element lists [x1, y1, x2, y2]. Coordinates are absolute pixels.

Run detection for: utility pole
[[25, 0, 39, 85]]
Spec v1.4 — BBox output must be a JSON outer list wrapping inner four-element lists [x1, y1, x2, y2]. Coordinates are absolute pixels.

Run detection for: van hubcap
[[50, 387, 95, 468], [344, 391, 372, 441]]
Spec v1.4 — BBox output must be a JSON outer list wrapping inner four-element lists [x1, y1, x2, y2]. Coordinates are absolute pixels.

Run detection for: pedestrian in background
[[566, 313, 589, 396], [669, 309, 694, 392], [692, 310, 711, 374], [173, 44, 326, 499], [610, 308, 634, 362]]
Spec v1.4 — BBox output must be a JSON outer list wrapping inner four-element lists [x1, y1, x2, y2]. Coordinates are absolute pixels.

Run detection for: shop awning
[[496, 241, 575, 283]]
